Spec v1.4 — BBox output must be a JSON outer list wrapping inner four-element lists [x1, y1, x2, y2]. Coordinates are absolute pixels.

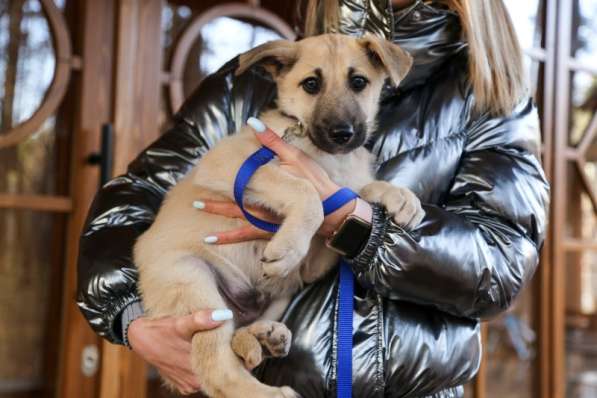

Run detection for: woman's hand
[[127, 309, 232, 395], [196, 118, 368, 244]]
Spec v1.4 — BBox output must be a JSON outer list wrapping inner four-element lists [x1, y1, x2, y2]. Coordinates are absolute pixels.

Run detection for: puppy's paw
[[231, 327, 264, 370], [262, 239, 307, 278], [360, 181, 425, 230], [359, 180, 393, 203], [248, 320, 292, 358]]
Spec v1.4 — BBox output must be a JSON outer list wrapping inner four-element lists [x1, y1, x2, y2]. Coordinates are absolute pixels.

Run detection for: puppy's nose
[[329, 123, 354, 144]]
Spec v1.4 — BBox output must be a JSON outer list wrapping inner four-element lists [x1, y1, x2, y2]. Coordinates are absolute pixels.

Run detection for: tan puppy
[[135, 33, 423, 398]]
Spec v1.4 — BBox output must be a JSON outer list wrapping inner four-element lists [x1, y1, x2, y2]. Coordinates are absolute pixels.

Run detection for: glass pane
[[180, 16, 283, 98], [571, 0, 597, 64], [525, 57, 541, 99], [569, 71, 597, 146], [565, 161, 597, 238], [503, 0, 543, 51], [485, 283, 536, 398], [0, 0, 55, 130], [0, 210, 65, 395], [0, 116, 64, 195], [161, 2, 193, 70], [566, 249, 597, 397]]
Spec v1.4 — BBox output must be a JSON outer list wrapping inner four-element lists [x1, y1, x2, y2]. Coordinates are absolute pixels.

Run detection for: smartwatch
[[326, 198, 373, 258]]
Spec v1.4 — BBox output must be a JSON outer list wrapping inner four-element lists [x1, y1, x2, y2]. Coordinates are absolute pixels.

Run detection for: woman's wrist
[[320, 197, 373, 238], [121, 301, 144, 349]]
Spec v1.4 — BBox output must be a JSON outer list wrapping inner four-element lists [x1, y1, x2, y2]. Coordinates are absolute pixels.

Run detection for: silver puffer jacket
[[77, 1, 550, 396]]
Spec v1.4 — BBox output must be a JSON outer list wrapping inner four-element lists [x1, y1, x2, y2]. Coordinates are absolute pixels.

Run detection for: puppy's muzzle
[[329, 123, 355, 145]]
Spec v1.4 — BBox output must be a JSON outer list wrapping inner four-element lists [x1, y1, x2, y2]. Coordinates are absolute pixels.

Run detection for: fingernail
[[247, 117, 266, 133], [193, 200, 205, 209], [211, 309, 233, 322], [203, 236, 218, 244]]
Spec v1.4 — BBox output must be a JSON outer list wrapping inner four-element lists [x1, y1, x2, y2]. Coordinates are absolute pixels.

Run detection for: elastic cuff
[[348, 203, 387, 266], [121, 301, 144, 349]]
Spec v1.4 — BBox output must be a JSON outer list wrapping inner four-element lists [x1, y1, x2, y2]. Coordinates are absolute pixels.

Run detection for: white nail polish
[[193, 201, 205, 209], [247, 117, 266, 133], [211, 309, 233, 321], [204, 236, 218, 244]]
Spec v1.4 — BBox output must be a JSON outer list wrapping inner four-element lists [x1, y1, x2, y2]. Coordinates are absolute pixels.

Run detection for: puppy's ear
[[359, 34, 413, 86], [236, 40, 298, 77]]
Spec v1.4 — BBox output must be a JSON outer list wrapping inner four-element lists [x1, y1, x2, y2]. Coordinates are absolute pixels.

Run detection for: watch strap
[[347, 203, 387, 265]]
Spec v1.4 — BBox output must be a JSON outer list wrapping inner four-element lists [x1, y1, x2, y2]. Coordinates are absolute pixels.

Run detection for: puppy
[[135, 33, 423, 398]]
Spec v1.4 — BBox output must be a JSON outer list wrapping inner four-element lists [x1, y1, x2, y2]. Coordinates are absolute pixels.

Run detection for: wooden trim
[[576, 113, 597, 155], [0, 194, 72, 212], [563, 239, 597, 251], [168, 3, 296, 112], [567, 58, 597, 75], [0, 0, 74, 149], [473, 323, 488, 398], [551, 0, 573, 397], [96, 1, 164, 397], [575, 158, 597, 214], [535, 0, 557, 396], [525, 47, 547, 62], [57, 1, 116, 397]]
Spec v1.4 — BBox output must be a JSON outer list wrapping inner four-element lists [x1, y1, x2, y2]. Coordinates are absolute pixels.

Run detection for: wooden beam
[[56, 1, 116, 397], [472, 323, 488, 398], [551, 0, 574, 396], [98, 1, 164, 397], [535, 0, 558, 395], [0, 194, 72, 212]]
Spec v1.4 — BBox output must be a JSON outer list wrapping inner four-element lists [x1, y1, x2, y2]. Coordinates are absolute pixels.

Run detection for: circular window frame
[[0, 0, 73, 149], [168, 3, 296, 113]]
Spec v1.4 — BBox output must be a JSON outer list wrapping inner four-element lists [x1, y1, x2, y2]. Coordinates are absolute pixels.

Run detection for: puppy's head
[[236, 33, 412, 154]]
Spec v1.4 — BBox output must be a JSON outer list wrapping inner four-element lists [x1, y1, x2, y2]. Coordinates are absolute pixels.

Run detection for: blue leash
[[234, 146, 355, 397]]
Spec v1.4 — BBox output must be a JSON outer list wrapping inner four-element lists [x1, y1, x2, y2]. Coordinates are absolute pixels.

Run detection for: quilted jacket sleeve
[[76, 60, 276, 343], [350, 98, 550, 319]]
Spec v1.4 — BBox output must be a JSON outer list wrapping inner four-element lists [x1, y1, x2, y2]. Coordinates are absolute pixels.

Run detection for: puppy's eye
[[350, 75, 369, 92], [301, 77, 321, 94]]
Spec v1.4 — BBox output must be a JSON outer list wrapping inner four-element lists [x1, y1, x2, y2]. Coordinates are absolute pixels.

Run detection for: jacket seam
[[329, 279, 340, 393], [375, 294, 386, 395]]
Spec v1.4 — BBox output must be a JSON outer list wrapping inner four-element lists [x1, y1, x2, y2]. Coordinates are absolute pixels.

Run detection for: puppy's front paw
[[262, 239, 307, 278], [360, 181, 425, 230]]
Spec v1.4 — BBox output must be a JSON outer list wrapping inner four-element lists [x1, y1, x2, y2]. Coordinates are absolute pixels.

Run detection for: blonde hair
[[303, 0, 527, 116]]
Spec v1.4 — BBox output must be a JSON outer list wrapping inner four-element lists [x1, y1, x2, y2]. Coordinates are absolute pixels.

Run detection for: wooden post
[[551, 0, 573, 397], [536, 0, 558, 397], [472, 323, 488, 398], [57, 1, 116, 397], [98, 1, 163, 397]]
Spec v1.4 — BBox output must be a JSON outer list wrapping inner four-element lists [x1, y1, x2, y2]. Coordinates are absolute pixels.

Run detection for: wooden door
[[0, 0, 114, 397], [96, 1, 297, 397]]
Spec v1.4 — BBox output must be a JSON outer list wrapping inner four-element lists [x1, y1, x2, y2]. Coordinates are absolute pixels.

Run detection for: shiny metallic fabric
[[77, 1, 549, 396]]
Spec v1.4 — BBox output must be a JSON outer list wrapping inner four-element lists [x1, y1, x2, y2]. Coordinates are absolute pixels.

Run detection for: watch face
[[329, 216, 372, 258]]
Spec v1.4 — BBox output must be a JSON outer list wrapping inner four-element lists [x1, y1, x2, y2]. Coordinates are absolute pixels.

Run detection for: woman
[[77, 0, 549, 396]]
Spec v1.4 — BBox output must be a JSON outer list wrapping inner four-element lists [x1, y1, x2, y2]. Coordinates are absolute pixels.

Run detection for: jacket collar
[[338, 0, 466, 89]]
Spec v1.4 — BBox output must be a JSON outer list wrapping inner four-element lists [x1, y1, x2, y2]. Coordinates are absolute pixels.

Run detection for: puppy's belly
[[213, 267, 270, 326], [148, 180, 303, 313]]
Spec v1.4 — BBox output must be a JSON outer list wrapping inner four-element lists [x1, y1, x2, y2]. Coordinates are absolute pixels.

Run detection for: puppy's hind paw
[[249, 320, 292, 358]]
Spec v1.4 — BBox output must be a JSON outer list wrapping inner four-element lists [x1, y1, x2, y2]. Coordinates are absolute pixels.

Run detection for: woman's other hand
[[196, 118, 368, 244], [127, 309, 232, 395]]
